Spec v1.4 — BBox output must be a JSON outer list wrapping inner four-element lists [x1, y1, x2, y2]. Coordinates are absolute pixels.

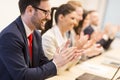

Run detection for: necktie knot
[[28, 34, 33, 43]]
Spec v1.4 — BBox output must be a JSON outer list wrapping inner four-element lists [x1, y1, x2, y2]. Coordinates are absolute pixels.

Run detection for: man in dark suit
[[0, 0, 81, 80]]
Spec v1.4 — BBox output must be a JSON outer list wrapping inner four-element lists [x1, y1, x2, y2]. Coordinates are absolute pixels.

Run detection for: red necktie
[[28, 34, 33, 61]]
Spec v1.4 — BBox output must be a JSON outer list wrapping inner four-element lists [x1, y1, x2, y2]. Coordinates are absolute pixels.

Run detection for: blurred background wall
[[103, 0, 120, 26], [0, 0, 120, 31]]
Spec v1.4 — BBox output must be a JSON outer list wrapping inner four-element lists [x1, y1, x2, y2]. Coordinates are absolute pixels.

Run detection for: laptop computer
[[76, 73, 110, 80]]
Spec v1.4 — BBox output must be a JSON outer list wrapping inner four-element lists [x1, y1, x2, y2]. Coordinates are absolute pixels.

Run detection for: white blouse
[[42, 25, 67, 60]]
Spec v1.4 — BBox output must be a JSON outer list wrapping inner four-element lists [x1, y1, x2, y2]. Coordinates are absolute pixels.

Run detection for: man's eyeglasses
[[32, 6, 51, 16]]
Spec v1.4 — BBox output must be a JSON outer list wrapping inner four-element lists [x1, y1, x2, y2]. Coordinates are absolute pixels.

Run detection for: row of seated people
[[1, 0, 119, 79], [41, 0, 119, 74]]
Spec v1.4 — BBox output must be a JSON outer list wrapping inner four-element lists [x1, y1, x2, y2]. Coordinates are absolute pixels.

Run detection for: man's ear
[[25, 5, 35, 16]]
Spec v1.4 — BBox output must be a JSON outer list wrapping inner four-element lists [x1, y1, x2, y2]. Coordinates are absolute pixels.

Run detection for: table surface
[[46, 49, 120, 80]]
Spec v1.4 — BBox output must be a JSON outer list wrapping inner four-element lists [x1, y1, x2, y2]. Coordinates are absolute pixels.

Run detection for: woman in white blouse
[[42, 4, 88, 73], [42, 4, 78, 60]]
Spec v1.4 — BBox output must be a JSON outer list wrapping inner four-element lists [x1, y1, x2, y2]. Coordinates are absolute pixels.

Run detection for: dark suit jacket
[[0, 16, 57, 80], [83, 25, 94, 40]]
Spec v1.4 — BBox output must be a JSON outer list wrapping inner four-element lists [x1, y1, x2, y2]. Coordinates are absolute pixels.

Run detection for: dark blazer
[[83, 25, 94, 40], [0, 16, 57, 80]]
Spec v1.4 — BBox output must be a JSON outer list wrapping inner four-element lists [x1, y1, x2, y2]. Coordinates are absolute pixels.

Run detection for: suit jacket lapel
[[32, 32, 39, 67], [32, 30, 49, 67], [15, 16, 31, 66]]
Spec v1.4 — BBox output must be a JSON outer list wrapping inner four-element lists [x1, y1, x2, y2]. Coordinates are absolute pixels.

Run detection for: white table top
[[46, 49, 120, 80]]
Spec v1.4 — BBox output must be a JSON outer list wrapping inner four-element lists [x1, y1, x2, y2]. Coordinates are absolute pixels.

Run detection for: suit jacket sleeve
[[97, 38, 114, 50]]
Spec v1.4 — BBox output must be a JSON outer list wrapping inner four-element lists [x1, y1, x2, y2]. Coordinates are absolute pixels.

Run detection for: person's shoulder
[[42, 27, 55, 37], [1, 22, 21, 38]]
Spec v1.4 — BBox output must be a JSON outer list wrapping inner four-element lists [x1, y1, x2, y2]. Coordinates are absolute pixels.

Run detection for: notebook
[[76, 73, 110, 80]]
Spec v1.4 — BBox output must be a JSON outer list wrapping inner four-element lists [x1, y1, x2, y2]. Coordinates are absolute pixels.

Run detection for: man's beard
[[31, 14, 49, 30]]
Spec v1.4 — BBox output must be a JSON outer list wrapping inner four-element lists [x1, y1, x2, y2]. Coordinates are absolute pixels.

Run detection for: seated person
[[69, 10, 104, 59], [80, 10, 119, 59], [42, 4, 88, 73]]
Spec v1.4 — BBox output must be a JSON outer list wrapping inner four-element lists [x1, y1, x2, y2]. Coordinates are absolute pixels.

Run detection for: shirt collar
[[22, 19, 33, 37]]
